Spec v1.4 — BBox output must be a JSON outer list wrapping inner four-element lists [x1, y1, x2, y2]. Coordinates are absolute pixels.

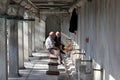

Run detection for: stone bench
[[46, 54, 60, 75]]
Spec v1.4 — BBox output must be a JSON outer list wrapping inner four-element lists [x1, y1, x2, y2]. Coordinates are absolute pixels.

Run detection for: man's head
[[49, 31, 55, 38], [56, 31, 61, 37]]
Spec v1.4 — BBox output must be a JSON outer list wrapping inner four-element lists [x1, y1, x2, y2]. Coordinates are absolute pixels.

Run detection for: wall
[[78, 0, 120, 80], [34, 15, 46, 50], [61, 0, 120, 80], [61, 14, 71, 45], [61, 13, 80, 49], [34, 14, 62, 50], [46, 14, 61, 38]]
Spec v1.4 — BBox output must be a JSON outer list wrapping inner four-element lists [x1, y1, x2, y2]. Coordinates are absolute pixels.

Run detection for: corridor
[[0, 0, 120, 80]]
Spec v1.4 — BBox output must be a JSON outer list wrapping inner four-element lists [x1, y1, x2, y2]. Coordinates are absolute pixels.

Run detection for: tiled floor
[[8, 49, 67, 80]]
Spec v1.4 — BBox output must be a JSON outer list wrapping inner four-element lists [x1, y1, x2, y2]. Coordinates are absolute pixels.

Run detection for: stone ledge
[[46, 71, 60, 75], [48, 62, 59, 66], [49, 54, 58, 59], [49, 57, 58, 59]]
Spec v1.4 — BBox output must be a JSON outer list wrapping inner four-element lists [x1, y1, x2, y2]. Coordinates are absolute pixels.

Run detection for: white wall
[[46, 14, 61, 38], [78, 0, 120, 80], [34, 15, 46, 50], [61, 14, 71, 45], [61, 0, 120, 80]]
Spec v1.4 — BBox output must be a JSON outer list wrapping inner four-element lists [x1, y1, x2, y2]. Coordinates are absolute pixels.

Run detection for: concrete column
[[32, 21, 35, 52], [8, 19, 19, 77], [7, 5, 25, 77], [0, 0, 10, 79], [0, 17, 8, 80], [23, 21, 29, 61], [18, 21, 24, 69], [28, 21, 32, 57]]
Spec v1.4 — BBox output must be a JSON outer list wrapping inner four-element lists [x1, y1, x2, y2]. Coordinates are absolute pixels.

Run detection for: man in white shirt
[[45, 31, 55, 50]]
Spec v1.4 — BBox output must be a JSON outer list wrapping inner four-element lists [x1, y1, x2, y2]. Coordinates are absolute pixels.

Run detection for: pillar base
[[48, 62, 59, 66], [9, 73, 21, 78], [46, 71, 60, 75], [19, 66, 26, 69], [29, 55, 33, 57]]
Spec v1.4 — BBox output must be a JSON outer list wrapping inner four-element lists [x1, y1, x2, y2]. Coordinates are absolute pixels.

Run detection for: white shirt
[[45, 36, 55, 49]]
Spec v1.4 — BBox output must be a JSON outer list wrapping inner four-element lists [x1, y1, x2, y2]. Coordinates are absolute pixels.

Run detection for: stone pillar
[[18, 7, 25, 69], [0, 17, 8, 80], [28, 21, 32, 57], [23, 20, 29, 61], [8, 19, 19, 77], [7, 5, 25, 77], [18, 21, 24, 69], [0, 0, 10, 79], [32, 21, 35, 52]]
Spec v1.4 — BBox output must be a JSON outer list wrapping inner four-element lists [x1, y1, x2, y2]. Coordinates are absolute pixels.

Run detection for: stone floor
[[8, 49, 68, 80]]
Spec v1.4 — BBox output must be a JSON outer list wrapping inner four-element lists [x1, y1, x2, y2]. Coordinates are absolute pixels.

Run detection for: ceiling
[[30, 0, 75, 10], [30, 0, 75, 13], [11, 0, 78, 14]]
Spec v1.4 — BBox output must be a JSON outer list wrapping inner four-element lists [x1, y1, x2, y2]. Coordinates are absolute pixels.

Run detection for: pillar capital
[[7, 5, 25, 17], [23, 11, 35, 21], [25, 11, 33, 19]]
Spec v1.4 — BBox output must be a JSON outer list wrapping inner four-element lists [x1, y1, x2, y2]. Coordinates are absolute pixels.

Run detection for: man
[[55, 31, 72, 52], [45, 31, 62, 64], [54, 31, 71, 52], [45, 31, 55, 51], [54, 31, 62, 49], [54, 31, 61, 44]]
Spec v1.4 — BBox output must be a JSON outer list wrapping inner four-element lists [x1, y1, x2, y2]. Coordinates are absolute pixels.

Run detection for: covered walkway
[[0, 0, 120, 80]]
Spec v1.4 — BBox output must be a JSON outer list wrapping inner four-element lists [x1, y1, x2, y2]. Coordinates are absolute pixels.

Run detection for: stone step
[[49, 66, 58, 71], [29, 56, 49, 61], [29, 52, 49, 61], [46, 71, 60, 75], [48, 62, 59, 66], [49, 54, 58, 59]]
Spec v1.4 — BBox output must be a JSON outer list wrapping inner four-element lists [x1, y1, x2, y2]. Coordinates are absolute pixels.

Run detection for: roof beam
[[30, 0, 74, 3], [35, 3, 70, 6], [32, 1, 72, 4], [39, 9, 68, 14], [36, 5, 70, 8]]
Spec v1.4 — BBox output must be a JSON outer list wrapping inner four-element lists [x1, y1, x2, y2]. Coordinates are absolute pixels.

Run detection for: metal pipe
[[80, 59, 92, 62], [74, 52, 86, 55], [93, 68, 103, 72]]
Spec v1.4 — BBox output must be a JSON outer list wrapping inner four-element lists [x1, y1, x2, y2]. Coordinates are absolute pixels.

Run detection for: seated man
[[54, 31, 71, 53], [45, 31, 62, 64], [54, 31, 64, 50]]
